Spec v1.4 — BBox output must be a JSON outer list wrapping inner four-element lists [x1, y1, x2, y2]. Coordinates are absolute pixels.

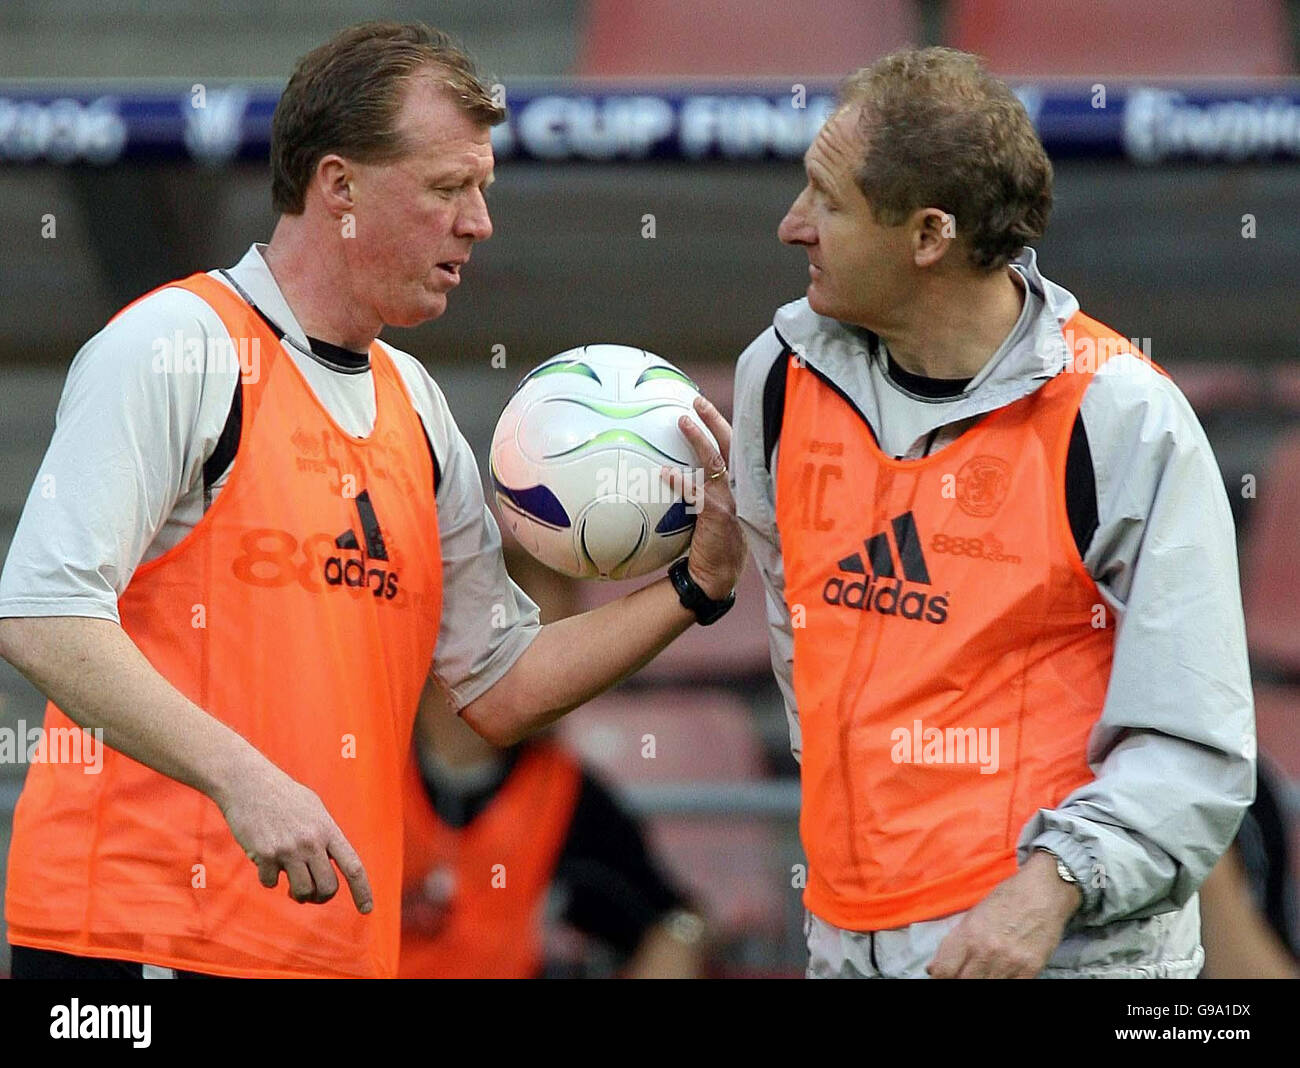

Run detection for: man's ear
[[912, 207, 956, 268], [315, 154, 354, 216]]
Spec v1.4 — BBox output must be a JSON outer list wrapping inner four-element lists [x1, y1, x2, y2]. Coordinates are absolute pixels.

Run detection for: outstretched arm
[[460, 395, 745, 745]]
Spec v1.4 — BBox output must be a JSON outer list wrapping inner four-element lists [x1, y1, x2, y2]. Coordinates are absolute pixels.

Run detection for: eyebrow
[[804, 159, 831, 195], [430, 168, 495, 190]]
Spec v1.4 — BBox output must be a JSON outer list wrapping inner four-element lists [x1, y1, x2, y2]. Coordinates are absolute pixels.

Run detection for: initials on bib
[[776, 314, 1135, 931]]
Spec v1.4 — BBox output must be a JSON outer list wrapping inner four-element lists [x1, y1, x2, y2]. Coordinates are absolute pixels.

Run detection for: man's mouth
[[436, 258, 467, 284]]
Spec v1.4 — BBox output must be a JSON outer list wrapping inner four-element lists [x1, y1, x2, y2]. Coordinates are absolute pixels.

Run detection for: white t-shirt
[[0, 243, 540, 710]]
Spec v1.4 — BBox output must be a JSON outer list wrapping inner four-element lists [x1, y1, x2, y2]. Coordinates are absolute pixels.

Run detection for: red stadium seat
[[559, 687, 763, 779], [558, 688, 787, 939], [573, 555, 775, 681], [575, 0, 914, 77], [1165, 364, 1261, 418], [1254, 686, 1300, 780], [1268, 365, 1300, 414], [947, 0, 1294, 76], [1243, 429, 1300, 674]]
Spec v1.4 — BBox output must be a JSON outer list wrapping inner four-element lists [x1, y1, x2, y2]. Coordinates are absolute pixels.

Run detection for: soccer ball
[[490, 344, 712, 580]]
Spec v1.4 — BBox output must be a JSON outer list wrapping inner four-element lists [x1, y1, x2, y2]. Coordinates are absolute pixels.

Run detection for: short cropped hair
[[271, 21, 505, 215], [839, 47, 1052, 271]]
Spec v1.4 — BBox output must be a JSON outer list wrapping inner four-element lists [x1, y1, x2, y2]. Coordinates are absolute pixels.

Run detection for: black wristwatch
[[668, 557, 735, 626]]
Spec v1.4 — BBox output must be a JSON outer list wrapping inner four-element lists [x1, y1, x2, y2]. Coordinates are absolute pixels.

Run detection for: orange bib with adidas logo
[[5, 273, 442, 977], [776, 312, 1141, 932]]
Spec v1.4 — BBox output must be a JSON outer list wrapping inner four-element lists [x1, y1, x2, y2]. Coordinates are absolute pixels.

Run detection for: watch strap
[[668, 557, 735, 626]]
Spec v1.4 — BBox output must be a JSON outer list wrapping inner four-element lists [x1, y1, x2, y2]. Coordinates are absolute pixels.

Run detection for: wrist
[[669, 558, 735, 625], [687, 562, 732, 602], [205, 737, 270, 813], [1031, 849, 1084, 915]]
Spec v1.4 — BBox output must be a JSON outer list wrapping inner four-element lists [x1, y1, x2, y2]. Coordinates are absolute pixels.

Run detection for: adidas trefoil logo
[[823, 510, 948, 624]]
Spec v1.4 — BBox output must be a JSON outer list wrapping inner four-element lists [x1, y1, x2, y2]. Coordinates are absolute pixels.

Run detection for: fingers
[[283, 857, 316, 904], [305, 849, 341, 904], [692, 394, 732, 462], [255, 847, 336, 904], [928, 925, 1044, 978], [659, 463, 714, 515], [677, 420, 728, 496], [676, 414, 724, 478], [328, 829, 375, 915], [926, 929, 967, 979], [953, 952, 993, 979], [255, 856, 281, 890], [927, 928, 1013, 978], [953, 950, 1033, 979], [240, 814, 366, 911]]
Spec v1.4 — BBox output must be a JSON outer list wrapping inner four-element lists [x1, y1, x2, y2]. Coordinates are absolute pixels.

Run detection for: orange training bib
[[399, 743, 581, 978], [777, 313, 1144, 931], [5, 273, 442, 977]]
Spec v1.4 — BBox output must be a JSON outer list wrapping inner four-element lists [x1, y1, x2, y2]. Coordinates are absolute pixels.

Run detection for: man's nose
[[778, 195, 814, 246], [457, 188, 493, 242]]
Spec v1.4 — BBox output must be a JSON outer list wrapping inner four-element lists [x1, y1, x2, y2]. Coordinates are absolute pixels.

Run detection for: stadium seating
[[558, 687, 788, 940], [561, 687, 763, 778], [1166, 365, 1262, 419], [1269, 365, 1300, 414], [1255, 686, 1300, 779], [1242, 429, 1300, 675], [575, 0, 914, 76], [947, 0, 1295, 76]]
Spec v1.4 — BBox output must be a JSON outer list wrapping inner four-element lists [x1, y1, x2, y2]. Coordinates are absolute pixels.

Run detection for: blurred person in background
[[400, 682, 705, 979], [0, 20, 742, 979], [1199, 760, 1300, 978], [730, 47, 1255, 978]]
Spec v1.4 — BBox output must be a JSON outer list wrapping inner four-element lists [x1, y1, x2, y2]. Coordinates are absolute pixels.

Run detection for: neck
[[877, 266, 1025, 379], [263, 217, 380, 351]]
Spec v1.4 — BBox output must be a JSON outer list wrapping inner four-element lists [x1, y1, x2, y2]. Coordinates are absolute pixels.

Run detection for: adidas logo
[[325, 489, 399, 599], [822, 510, 949, 624]]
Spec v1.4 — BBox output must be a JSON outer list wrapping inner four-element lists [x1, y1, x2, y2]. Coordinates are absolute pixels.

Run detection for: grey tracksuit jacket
[[730, 248, 1257, 978]]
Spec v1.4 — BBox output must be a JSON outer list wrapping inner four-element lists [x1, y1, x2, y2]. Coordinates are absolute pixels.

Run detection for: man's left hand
[[926, 850, 1082, 978]]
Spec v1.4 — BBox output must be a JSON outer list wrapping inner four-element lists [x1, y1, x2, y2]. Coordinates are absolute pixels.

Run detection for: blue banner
[[1, 81, 1299, 166]]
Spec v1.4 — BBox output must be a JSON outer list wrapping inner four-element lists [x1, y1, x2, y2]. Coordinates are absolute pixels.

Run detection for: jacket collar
[[772, 247, 1081, 428]]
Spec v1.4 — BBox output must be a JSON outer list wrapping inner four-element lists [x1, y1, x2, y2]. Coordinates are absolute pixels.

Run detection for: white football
[[490, 344, 713, 580]]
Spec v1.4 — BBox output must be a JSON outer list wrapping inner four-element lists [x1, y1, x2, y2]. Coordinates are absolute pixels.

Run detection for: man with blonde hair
[[731, 47, 1254, 978]]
